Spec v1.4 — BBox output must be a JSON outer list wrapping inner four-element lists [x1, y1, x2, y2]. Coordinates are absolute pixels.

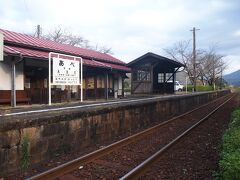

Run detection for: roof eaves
[[4, 41, 127, 66], [127, 52, 150, 67], [128, 52, 184, 67], [4, 45, 131, 71]]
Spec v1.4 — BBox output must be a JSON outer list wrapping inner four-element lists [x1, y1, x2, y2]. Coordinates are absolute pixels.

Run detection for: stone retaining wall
[[0, 90, 230, 176]]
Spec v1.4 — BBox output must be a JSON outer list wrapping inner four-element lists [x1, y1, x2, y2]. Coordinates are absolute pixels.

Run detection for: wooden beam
[[131, 70, 133, 94], [150, 64, 154, 93], [104, 73, 108, 100], [94, 76, 97, 99], [122, 75, 124, 97], [164, 67, 180, 83]]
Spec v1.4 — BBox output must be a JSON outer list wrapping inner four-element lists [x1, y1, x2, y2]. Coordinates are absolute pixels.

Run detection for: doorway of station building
[[113, 75, 123, 98], [114, 79, 118, 98], [24, 66, 48, 104]]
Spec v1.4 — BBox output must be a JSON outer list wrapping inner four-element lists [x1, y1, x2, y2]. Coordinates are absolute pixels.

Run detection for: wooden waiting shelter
[[128, 52, 184, 94], [0, 29, 130, 106]]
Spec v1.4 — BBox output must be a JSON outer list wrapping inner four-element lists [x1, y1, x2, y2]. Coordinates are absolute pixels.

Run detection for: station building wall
[[0, 56, 125, 104], [0, 57, 24, 90]]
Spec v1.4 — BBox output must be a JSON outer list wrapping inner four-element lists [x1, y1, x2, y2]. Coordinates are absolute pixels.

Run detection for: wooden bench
[[0, 90, 31, 104]]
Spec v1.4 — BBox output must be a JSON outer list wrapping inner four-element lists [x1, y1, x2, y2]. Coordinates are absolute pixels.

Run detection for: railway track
[[120, 93, 235, 180], [28, 93, 235, 180]]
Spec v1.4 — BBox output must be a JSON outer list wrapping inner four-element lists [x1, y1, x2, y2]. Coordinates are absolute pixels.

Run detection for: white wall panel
[[0, 59, 24, 90]]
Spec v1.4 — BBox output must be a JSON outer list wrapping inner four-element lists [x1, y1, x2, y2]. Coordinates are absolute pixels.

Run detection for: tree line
[[165, 40, 226, 89], [32, 25, 113, 54], [33, 25, 227, 90]]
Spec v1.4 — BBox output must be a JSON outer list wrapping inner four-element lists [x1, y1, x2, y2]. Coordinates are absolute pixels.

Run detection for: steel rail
[[120, 94, 235, 180], [27, 94, 231, 180]]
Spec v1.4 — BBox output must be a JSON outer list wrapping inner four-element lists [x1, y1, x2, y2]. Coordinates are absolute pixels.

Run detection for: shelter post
[[11, 57, 16, 107]]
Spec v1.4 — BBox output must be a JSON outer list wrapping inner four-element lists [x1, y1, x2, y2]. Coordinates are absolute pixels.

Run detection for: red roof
[[1, 29, 130, 72], [4, 45, 130, 71]]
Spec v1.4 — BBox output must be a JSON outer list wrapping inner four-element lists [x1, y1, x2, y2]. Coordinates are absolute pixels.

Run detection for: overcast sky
[[0, 0, 239, 74]]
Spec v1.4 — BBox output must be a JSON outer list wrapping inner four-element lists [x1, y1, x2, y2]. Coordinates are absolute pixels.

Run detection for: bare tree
[[94, 44, 113, 55], [200, 48, 226, 89], [165, 41, 226, 89], [33, 26, 113, 54], [44, 26, 90, 48], [164, 40, 195, 84]]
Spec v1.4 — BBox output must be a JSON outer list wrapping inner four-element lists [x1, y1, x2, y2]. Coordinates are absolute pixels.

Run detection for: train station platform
[[1, 92, 196, 117], [0, 90, 230, 175]]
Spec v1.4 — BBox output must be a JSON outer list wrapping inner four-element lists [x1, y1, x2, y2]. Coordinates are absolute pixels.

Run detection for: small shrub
[[219, 151, 240, 179], [221, 130, 240, 153], [233, 87, 240, 92], [20, 136, 30, 171], [183, 85, 213, 92], [197, 85, 213, 91]]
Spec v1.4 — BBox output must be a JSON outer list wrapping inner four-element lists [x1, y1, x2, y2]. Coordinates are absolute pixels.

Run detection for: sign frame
[[52, 57, 80, 85], [48, 52, 83, 105]]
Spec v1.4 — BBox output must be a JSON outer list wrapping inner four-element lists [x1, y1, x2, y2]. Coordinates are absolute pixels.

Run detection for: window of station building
[[86, 77, 94, 89], [108, 77, 113, 88], [97, 76, 104, 88], [133, 69, 150, 81], [158, 73, 164, 83], [82, 78, 86, 89], [24, 78, 31, 89], [166, 73, 173, 82]]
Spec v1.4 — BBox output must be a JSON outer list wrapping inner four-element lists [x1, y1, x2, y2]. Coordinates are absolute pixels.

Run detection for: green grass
[[216, 107, 240, 179], [233, 87, 240, 92], [183, 85, 214, 92]]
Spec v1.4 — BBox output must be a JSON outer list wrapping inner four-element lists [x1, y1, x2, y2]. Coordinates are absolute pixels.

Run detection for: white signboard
[[0, 32, 3, 61], [52, 57, 80, 85]]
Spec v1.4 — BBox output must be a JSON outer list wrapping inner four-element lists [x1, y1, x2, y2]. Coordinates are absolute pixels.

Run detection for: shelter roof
[[4, 45, 130, 71], [127, 52, 184, 68]]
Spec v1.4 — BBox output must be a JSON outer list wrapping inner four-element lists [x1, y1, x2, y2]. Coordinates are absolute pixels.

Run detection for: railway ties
[[28, 93, 235, 180]]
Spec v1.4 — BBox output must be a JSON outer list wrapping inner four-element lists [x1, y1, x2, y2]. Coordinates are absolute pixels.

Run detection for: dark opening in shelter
[[128, 52, 184, 94]]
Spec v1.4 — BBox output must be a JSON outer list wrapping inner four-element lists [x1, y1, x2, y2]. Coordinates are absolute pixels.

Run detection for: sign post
[[48, 52, 83, 105]]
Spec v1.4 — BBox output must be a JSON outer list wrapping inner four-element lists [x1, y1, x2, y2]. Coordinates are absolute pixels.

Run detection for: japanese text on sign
[[52, 57, 80, 85]]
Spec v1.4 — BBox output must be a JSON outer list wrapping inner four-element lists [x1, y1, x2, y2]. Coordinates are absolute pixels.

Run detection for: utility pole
[[36, 25, 41, 38], [190, 27, 200, 92], [213, 62, 216, 90], [220, 67, 223, 90]]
